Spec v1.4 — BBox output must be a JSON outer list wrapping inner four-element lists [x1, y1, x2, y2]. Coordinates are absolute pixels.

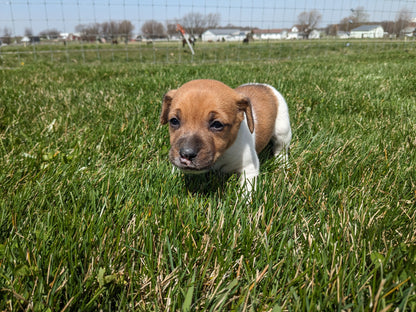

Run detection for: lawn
[[0, 42, 415, 310]]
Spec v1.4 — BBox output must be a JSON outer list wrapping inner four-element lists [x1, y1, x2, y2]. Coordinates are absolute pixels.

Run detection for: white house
[[60, 33, 70, 40], [401, 26, 416, 37], [308, 29, 321, 39], [350, 25, 384, 39], [201, 29, 248, 42], [287, 26, 300, 40], [337, 31, 350, 39], [252, 29, 287, 40]]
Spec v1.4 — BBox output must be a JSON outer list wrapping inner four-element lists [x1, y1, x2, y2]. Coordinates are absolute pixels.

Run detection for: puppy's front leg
[[240, 161, 259, 197]]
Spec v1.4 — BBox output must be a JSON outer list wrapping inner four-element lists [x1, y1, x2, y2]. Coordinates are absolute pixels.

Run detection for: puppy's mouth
[[169, 148, 214, 174], [168, 134, 216, 173], [170, 156, 212, 174]]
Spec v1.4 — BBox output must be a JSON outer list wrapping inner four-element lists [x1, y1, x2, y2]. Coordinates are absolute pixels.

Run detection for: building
[[287, 26, 300, 40], [401, 26, 416, 37], [21, 36, 30, 45], [201, 29, 248, 42], [336, 31, 349, 39], [308, 29, 321, 39], [252, 29, 287, 40], [350, 25, 384, 39], [59, 33, 81, 41]]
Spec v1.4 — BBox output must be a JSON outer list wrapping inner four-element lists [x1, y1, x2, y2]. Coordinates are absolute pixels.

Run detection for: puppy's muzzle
[[179, 146, 198, 165], [170, 134, 213, 173]]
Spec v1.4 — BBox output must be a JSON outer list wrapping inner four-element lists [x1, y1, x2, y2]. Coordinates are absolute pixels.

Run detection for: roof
[[401, 26, 416, 33], [351, 25, 382, 32]]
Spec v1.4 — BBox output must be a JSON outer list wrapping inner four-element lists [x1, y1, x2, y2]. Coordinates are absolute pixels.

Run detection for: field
[[1, 41, 415, 311], [1, 39, 415, 65]]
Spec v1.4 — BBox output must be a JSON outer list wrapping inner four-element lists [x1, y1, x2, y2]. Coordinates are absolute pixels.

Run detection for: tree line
[[326, 7, 413, 36], [0, 7, 414, 44], [141, 12, 220, 39], [286, 6, 413, 38], [0, 20, 135, 44], [75, 20, 135, 42], [142, 7, 414, 39]]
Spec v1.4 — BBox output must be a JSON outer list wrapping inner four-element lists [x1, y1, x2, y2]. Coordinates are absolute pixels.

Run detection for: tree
[[298, 10, 322, 38], [395, 8, 411, 36], [181, 12, 206, 37], [118, 20, 135, 41], [205, 13, 220, 29], [102, 21, 119, 39], [75, 21, 134, 42], [39, 29, 60, 39], [76, 23, 100, 41], [24, 28, 33, 37], [350, 6, 369, 24], [141, 20, 166, 39], [380, 21, 395, 35], [325, 24, 338, 37], [2, 27, 12, 44], [181, 12, 220, 37], [339, 6, 369, 32], [166, 21, 180, 37]]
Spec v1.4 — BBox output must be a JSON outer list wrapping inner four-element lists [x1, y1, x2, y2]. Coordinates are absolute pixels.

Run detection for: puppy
[[160, 79, 291, 194]]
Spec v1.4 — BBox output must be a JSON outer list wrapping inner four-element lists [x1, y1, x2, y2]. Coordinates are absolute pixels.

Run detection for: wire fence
[[1, 0, 416, 66]]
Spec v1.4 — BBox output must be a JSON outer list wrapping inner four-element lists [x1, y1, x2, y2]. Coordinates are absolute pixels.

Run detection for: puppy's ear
[[160, 90, 177, 125], [237, 97, 254, 133]]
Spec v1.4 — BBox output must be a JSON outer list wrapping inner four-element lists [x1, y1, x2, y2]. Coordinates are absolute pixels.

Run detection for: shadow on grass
[[181, 142, 280, 196], [183, 171, 233, 196]]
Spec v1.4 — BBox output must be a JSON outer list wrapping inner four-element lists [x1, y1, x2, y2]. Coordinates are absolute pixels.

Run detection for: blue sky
[[1, 0, 415, 36]]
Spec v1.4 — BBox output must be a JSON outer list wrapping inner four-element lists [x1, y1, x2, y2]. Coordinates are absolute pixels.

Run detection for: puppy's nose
[[180, 147, 198, 160]]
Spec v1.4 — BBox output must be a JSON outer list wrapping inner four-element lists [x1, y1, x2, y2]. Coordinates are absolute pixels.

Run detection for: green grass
[[0, 42, 415, 311], [1, 39, 415, 66]]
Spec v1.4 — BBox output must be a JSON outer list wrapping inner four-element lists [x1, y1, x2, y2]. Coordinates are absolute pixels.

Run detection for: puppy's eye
[[210, 120, 224, 131], [169, 117, 180, 129]]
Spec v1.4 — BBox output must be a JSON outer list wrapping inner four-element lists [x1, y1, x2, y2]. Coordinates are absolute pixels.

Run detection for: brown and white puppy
[[160, 79, 291, 193]]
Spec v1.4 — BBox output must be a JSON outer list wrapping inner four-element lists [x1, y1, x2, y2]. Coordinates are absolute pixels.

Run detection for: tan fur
[[160, 79, 291, 192], [160, 80, 253, 171], [235, 84, 278, 153]]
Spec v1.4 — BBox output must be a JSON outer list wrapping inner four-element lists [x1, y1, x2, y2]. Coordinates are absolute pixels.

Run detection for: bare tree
[[205, 13, 221, 29], [141, 20, 166, 39], [76, 23, 100, 41], [118, 20, 135, 41], [102, 21, 120, 39], [101, 22, 111, 38], [380, 21, 395, 35], [3, 27, 13, 44], [339, 6, 369, 32], [395, 8, 412, 36], [166, 21, 180, 37], [181, 12, 220, 37], [39, 28, 60, 39], [298, 10, 322, 38], [182, 12, 206, 37], [24, 28, 33, 37], [325, 24, 338, 36], [350, 6, 370, 24], [75, 21, 134, 42]]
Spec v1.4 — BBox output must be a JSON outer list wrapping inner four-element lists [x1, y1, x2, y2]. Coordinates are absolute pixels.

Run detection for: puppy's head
[[160, 79, 254, 173]]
